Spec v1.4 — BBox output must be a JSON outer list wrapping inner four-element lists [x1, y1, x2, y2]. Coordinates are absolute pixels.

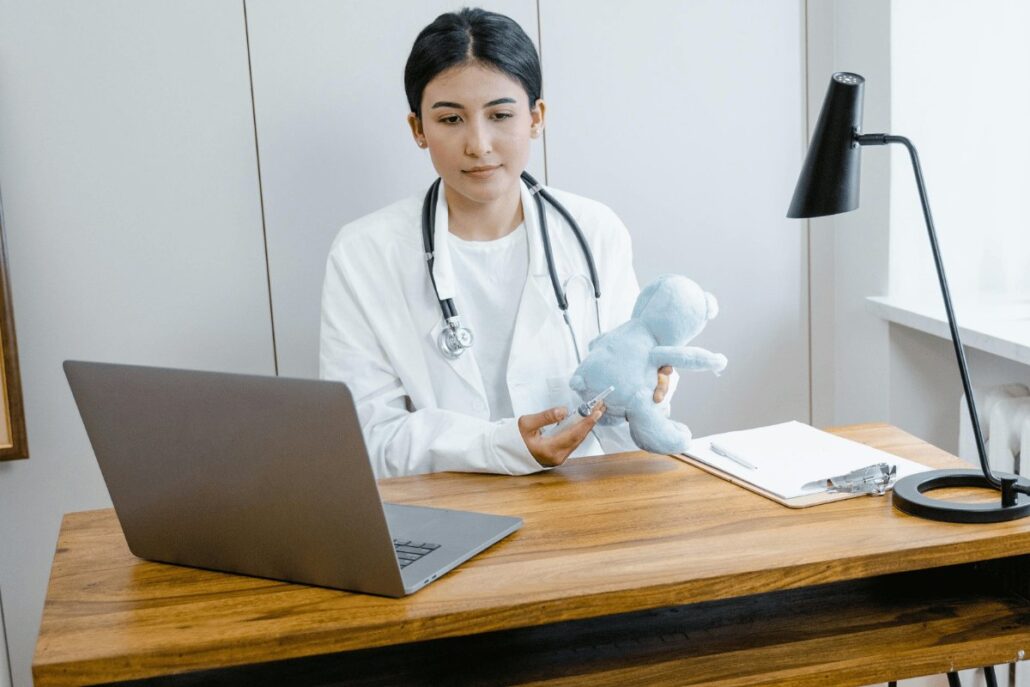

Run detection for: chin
[[452, 173, 520, 204]]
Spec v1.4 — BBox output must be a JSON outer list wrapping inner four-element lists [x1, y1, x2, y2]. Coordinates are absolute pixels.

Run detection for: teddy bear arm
[[650, 346, 727, 372]]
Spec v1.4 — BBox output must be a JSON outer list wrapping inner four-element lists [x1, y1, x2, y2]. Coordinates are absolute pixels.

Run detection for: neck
[[444, 181, 524, 241]]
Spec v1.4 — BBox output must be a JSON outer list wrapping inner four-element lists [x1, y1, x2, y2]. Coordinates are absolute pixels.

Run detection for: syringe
[[542, 386, 615, 436]]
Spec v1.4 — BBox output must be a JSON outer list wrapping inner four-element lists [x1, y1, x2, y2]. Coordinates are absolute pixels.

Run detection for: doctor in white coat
[[319, 8, 675, 478]]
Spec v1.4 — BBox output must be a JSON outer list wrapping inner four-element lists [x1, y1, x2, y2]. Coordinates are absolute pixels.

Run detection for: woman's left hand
[[653, 366, 673, 403]]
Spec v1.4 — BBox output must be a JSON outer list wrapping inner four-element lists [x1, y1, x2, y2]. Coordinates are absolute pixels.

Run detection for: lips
[[462, 165, 501, 176]]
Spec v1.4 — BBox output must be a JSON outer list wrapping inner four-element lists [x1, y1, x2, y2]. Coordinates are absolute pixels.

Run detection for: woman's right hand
[[518, 403, 606, 468]]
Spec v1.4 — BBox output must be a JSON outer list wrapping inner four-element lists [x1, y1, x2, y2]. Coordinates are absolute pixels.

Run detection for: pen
[[709, 441, 758, 470]]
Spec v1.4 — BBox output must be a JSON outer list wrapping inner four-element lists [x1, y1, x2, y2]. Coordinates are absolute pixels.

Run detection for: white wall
[[0, 586, 10, 687], [244, 0, 544, 379], [0, 2, 275, 685], [808, 0, 1030, 456], [890, 0, 1030, 307], [885, 0, 1030, 522], [805, 0, 892, 430], [248, 0, 809, 438], [890, 325, 1030, 454], [0, 1, 808, 684], [541, 0, 808, 436]]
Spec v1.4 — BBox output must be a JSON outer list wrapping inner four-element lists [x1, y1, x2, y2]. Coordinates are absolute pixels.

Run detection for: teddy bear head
[[630, 274, 719, 346]]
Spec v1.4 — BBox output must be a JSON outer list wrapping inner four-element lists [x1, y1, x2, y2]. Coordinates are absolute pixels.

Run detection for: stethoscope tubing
[[522, 171, 600, 302], [422, 171, 601, 361], [422, 178, 457, 320]]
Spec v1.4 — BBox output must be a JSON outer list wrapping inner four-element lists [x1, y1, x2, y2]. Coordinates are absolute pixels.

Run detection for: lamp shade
[[787, 72, 866, 218]]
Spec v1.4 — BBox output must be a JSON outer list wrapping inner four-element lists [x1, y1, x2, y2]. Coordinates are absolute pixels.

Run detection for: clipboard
[[675, 451, 858, 508], [674, 421, 933, 509]]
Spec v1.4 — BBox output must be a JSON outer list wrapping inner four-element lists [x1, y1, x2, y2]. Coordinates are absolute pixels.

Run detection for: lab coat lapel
[[424, 184, 488, 402], [508, 181, 570, 393]]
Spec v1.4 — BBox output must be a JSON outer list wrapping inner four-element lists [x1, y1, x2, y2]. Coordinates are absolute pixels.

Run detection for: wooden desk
[[33, 424, 1030, 686]]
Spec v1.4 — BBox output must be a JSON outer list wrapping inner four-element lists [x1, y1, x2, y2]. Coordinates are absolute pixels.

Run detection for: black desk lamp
[[788, 72, 1030, 523]]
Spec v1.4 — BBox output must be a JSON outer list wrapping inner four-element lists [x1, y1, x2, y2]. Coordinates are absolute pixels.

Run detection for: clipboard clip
[[804, 463, 897, 496]]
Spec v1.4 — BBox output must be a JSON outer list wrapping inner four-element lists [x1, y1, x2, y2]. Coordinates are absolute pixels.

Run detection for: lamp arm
[[855, 133, 998, 488]]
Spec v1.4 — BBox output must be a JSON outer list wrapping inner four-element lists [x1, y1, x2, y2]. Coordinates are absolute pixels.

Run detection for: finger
[[653, 366, 672, 403], [553, 404, 604, 451], [518, 406, 567, 435]]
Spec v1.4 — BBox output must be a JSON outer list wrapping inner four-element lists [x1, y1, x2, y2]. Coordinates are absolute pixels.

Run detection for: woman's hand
[[518, 403, 606, 468], [653, 366, 673, 403]]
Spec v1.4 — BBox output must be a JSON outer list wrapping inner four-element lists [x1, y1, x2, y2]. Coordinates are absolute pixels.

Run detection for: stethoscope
[[422, 170, 602, 363]]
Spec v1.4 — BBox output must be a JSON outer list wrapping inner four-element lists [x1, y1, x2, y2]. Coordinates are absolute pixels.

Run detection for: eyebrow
[[430, 97, 518, 109]]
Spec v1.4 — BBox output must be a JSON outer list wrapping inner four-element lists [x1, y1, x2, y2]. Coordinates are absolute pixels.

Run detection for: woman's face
[[408, 62, 545, 208]]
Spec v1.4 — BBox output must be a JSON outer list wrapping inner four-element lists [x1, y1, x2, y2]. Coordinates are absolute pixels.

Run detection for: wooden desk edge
[[34, 561, 1030, 687]]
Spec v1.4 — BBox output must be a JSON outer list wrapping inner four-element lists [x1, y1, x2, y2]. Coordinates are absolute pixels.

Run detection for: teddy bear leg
[[626, 395, 692, 454]]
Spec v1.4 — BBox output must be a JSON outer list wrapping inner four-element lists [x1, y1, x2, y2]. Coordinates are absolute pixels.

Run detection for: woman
[[320, 8, 673, 478]]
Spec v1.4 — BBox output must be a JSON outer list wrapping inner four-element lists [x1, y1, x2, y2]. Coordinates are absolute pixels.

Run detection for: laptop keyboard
[[393, 539, 441, 568]]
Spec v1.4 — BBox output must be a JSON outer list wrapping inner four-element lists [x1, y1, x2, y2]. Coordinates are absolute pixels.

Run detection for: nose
[[464, 119, 491, 157]]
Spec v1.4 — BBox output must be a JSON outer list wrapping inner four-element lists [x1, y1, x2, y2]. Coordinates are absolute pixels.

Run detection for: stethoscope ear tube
[[422, 178, 443, 288], [521, 171, 601, 300], [530, 182, 568, 312]]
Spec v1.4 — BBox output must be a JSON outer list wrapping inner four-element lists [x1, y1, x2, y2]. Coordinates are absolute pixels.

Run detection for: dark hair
[[404, 7, 542, 117]]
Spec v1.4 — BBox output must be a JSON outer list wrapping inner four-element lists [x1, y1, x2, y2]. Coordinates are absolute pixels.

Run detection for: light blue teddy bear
[[569, 274, 727, 454]]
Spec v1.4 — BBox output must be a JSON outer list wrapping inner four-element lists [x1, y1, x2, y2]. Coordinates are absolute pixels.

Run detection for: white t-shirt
[[448, 224, 529, 421]]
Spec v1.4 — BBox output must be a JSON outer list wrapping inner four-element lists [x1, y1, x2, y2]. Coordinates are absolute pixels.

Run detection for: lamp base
[[892, 469, 1030, 523]]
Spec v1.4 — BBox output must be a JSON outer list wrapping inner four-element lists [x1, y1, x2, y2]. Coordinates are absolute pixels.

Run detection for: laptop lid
[[64, 361, 407, 597]]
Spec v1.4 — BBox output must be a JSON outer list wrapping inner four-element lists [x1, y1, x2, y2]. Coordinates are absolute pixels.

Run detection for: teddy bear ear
[[705, 292, 720, 320]]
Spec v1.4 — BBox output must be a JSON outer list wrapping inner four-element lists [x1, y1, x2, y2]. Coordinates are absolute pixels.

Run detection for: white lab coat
[[319, 179, 668, 478]]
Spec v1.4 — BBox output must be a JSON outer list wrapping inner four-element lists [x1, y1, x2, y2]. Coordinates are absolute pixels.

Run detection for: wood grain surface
[[32, 424, 1030, 686], [94, 561, 1030, 687]]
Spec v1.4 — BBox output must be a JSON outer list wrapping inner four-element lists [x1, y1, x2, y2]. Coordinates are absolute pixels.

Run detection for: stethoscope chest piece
[[437, 321, 474, 359]]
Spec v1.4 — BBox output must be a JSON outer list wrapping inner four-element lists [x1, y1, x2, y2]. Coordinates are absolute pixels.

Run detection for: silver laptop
[[63, 360, 522, 597]]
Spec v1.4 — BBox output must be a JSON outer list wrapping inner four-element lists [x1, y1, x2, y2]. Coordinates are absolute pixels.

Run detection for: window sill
[[866, 296, 1030, 366]]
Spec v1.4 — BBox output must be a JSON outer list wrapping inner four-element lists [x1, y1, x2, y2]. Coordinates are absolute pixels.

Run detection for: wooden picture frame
[[0, 194, 27, 460]]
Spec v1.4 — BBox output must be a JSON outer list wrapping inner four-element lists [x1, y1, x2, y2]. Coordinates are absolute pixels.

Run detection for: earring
[[417, 138, 427, 148]]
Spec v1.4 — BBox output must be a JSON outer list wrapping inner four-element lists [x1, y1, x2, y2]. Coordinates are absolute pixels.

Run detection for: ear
[[530, 99, 547, 139], [407, 112, 427, 148], [704, 292, 719, 320]]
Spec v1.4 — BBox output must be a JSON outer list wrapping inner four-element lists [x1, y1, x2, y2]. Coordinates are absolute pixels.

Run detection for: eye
[[438, 115, 462, 125], [491, 111, 514, 121]]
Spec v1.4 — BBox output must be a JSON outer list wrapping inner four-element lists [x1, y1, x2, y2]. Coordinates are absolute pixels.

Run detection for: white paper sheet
[[679, 421, 932, 500]]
